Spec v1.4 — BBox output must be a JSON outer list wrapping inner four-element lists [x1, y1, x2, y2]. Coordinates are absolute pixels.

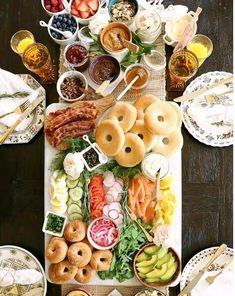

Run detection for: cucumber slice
[[69, 213, 83, 221], [67, 203, 82, 215], [66, 179, 78, 189], [69, 187, 83, 201], [77, 180, 84, 187], [67, 174, 80, 181], [67, 199, 82, 207]]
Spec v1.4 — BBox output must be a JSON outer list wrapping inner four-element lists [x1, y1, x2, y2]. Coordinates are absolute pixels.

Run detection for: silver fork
[[0, 99, 30, 119]]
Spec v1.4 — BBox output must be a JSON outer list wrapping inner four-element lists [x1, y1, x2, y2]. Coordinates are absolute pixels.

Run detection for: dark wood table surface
[[0, 0, 233, 295]]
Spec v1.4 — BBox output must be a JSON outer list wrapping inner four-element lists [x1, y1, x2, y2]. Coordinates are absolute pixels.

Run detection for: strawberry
[[77, 0, 90, 11], [80, 10, 91, 18], [89, 8, 95, 15], [87, 0, 98, 12]]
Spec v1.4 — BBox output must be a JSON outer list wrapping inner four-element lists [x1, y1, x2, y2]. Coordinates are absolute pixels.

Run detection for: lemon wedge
[[160, 174, 174, 190], [162, 190, 177, 204], [16, 37, 34, 54]]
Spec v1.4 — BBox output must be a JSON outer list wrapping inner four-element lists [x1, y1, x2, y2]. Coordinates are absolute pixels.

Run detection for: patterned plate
[[181, 71, 233, 147], [180, 246, 233, 292], [0, 245, 47, 296], [0, 74, 45, 144]]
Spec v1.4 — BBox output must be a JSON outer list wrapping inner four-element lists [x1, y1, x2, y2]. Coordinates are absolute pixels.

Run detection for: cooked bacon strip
[[45, 107, 98, 135]]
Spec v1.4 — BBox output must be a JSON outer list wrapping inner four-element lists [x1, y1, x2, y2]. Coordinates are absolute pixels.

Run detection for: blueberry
[[68, 19, 72, 25], [63, 17, 67, 22], [53, 24, 57, 28], [61, 36, 65, 40]]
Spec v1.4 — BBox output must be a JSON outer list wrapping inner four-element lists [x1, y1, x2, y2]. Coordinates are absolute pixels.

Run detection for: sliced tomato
[[91, 209, 103, 219], [92, 200, 105, 211]]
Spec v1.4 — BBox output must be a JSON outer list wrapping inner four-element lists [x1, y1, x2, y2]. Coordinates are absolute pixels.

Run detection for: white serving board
[[44, 103, 182, 287]]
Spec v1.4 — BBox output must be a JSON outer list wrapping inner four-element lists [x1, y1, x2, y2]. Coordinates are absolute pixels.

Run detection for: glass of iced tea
[[124, 64, 149, 94], [22, 43, 57, 84], [11, 30, 35, 56], [168, 49, 199, 91]]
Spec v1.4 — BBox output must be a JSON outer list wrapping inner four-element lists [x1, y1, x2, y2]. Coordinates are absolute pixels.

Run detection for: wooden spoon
[[119, 35, 139, 53]]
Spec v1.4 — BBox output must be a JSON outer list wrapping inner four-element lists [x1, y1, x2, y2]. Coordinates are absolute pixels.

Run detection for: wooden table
[[0, 1, 233, 295]]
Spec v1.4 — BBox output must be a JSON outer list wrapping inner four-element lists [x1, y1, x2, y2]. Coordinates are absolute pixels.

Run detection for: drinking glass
[[187, 34, 213, 66], [168, 50, 199, 91], [22, 43, 57, 84], [10, 30, 35, 56]]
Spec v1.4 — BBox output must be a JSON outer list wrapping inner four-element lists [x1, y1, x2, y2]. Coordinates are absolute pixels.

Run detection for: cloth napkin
[[0, 68, 38, 132], [0, 268, 42, 287], [187, 102, 233, 135], [107, 289, 123, 296], [191, 269, 234, 296]]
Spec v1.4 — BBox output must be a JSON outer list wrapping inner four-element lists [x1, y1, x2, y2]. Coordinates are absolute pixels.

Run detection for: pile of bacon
[[45, 102, 99, 149]]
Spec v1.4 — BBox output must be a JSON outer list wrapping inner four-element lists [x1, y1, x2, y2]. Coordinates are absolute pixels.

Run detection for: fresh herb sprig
[[0, 91, 29, 99], [89, 33, 105, 56]]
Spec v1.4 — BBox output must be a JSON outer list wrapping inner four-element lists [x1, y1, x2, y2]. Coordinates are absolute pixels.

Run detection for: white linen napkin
[[0, 68, 38, 132], [187, 102, 233, 135], [107, 289, 123, 296], [191, 269, 234, 296]]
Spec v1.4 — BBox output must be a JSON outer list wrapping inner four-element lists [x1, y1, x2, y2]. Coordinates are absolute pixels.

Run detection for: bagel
[[106, 102, 137, 132], [67, 242, 92, 267], [90, 250, 112, 271], [130, 120, 157, 152], [168, 101, 182, 128], [152, 128, 183, 157], [75, 264, 95, 284], [114, 133, 145, 167], [48, 259, 78, 284], [95, 120, 125, 156], [46, 237, 68, 263], [144, 101, 178, 135], [134, 94, 160, 119], [64, 220, 87, 243]]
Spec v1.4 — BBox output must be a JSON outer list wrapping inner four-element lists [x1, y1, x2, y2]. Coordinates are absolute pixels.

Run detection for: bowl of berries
[[41, 0, 69, 16], [48, 13, 79, 45], [70, 0, 100, 25]]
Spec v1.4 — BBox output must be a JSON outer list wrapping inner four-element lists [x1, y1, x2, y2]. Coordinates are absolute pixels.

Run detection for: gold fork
[[0, 99, 30, 119], [127, 206, 153, 242]]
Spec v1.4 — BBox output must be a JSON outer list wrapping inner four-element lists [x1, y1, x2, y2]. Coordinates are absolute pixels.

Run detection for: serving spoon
[[39, 20, 73, 39]]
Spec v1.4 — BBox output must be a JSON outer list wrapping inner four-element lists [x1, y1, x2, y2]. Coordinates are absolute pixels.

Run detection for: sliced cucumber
[[67, 174, 80, 181], [68, 203, 82, 215], [77, 180, 84, 187], [69, 213, 83, 221], [67, 199, 82, 207], [69, 187, 83, 201], [66, 179, 78, 189]]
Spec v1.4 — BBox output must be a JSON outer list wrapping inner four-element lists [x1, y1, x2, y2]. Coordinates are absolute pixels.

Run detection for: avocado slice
[[167, 255, 175, 269], [146, 263, 168, 278], [144, 245, 161, 255], [137, 265, 154, 274], [160, 262, 178, 281], [138, 272, 146, 279], [145, 277, 161, 283], [155, 253, 172, 268], [157, 247, 168, 260], [136, 252, 149, 263], [136, 255, 158, 267]]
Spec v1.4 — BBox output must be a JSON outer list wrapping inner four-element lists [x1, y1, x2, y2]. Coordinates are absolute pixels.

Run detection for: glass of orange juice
[[10, 30, 35, 56], [187, 34, 213, 66]]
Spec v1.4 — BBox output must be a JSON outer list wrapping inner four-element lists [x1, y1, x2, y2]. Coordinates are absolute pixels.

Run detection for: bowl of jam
[[64, 41, 89, 71], [88, 54, 120, 86]]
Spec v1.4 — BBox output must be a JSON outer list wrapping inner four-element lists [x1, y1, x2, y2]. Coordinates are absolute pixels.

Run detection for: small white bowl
[[48, 13, 79, 45], [57, 70, 88, 102], [87, 217, 120, 250], [70, 0, 101, 25], [41, 0, 66, 17], [42, 211, 67, 237]]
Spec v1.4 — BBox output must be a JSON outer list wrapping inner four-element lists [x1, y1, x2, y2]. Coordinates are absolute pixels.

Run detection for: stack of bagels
[[95, 94, 183, 167]]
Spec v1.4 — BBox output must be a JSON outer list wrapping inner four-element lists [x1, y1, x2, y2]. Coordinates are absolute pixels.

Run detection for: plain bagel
[[134, 94, 160, 119], [130, 120, 157, 152], [168, 101, 182, 128], [106, 102, 137, 132], [95, 120, 125, 156], [115, 133, 146, 167], [144, 101, 178, 135], [152, 128, 183, 157]]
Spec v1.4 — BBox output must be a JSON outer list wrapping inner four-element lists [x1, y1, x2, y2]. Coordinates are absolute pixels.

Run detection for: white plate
[[44, 102, 182, 287], [180, 246, 234, 293], [0, 245, 47, 296], [181, 71, 233, 147], [0, 74, 45, 144]]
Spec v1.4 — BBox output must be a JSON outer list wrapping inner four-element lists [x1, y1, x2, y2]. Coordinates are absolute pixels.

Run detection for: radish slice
[[103, 173, 115, 187], [116, 194, 122, 202], [103, 205, 110, 216], [115, 178, 124, 188], [115, 214, 123, 225], [107, 188, 118, 200], [109, 202, 122, 212], [105, 193, 114, 204], [113, 182, 123, 193], [108, 209, 119, 220]]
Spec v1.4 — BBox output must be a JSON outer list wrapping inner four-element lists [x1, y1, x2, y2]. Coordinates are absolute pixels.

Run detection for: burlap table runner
[[59, 33, 168, 296]]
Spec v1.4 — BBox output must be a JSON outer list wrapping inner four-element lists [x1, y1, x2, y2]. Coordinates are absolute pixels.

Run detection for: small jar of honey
[[124, 63, 149, 93]]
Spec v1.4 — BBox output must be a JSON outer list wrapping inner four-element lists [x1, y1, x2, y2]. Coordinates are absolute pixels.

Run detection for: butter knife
[[178, 244, 227, 296], [0, 95, 44, 144], [174, 76, 233, 103]]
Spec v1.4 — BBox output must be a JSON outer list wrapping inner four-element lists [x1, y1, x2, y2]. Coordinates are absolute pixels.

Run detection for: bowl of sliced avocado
[[134, 243, 181, 288]]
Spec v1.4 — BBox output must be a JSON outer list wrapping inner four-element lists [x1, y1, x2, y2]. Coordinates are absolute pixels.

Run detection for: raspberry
[[51, 0, 59, 6], [45, 4, 51, 11], [58, 3, 64, 10]]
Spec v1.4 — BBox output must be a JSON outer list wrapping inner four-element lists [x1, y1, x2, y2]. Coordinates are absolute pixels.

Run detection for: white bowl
[[41, 0, 66, 17], [57, 70, 88, 102], [87, 217, 120, 250], [70, 0, 101, 25], [42, 211, 67, 237], [48, 13, 79, 45]]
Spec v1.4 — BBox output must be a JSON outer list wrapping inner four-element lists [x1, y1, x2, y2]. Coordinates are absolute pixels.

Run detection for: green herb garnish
[[46, 213, 65, 234], [0, 91, 29, 99], [89, 33, 105, 56]]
